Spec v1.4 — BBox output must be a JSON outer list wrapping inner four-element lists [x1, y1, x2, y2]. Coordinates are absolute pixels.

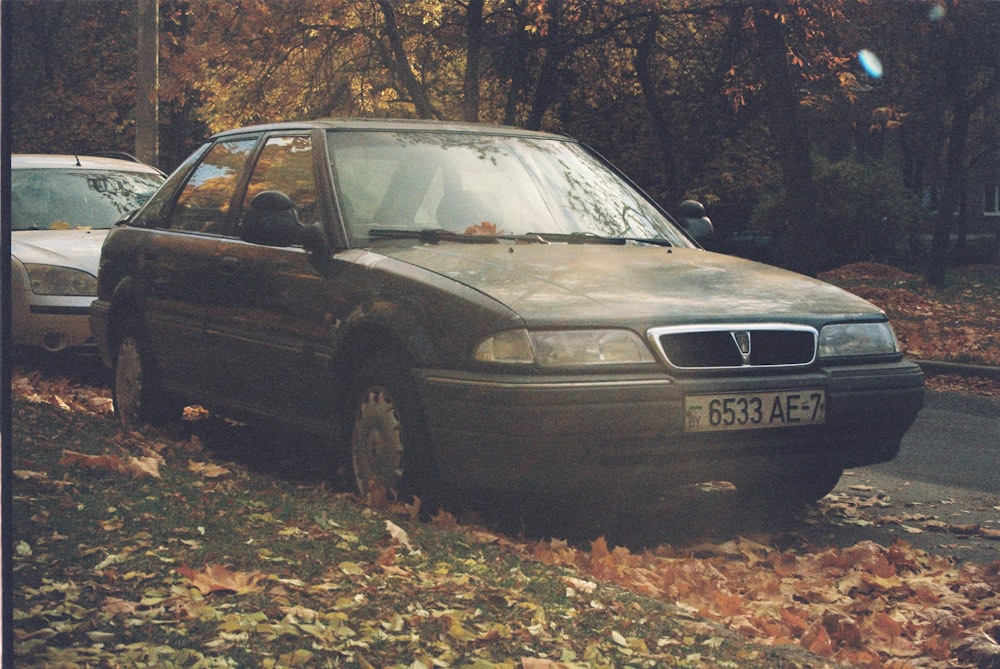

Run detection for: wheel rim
[[114, 336, 143, 428], [351, 386, 405, 499]]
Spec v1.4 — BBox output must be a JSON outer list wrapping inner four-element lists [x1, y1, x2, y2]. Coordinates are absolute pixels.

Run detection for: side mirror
[[242, 190, 302, 247], [676, 199, 715, 245], [677, 200, 707, 219]]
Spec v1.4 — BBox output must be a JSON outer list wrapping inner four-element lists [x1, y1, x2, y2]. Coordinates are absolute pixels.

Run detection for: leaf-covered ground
[[10, 263, 1000, 668], [10, 384, 827, 669], [10, 371, 1000, 669], [820, 263, 1000, 372]]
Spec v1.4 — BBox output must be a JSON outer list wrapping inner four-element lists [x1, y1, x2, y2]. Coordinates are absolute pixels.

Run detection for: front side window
[[10, 169, 163, 230], [168, 138, 257, 234], [242, 135, 320, 225]]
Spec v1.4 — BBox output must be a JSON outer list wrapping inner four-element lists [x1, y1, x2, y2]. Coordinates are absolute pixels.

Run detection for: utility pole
[[136, 0, 159, 167]]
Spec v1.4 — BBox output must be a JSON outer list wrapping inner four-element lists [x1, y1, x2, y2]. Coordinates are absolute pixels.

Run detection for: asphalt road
[[818, 390, 1000, 565]]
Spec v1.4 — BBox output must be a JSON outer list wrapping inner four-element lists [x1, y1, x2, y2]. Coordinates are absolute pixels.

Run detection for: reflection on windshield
[[327, 131, 692, 247], [11, 169, 163, 230]]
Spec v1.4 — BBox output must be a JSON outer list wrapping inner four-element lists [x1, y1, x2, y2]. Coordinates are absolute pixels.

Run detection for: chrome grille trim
[[647, 323, 818, 370]]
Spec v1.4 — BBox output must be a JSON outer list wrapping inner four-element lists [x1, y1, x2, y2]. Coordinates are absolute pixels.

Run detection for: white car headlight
[[24, 263, 97, 296], [475, 328, 655, 366], [818, 322, 899, 358]]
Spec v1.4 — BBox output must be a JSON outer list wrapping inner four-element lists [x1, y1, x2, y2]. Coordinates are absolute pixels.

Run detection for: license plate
[[684, 390, 826, 432]]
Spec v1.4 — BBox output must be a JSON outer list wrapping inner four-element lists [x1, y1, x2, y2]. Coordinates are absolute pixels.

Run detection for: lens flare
[[858, 49, 883, 79]]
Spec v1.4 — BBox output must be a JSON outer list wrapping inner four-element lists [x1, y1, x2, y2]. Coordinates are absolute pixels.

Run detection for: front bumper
[[416, 360, 925, 499], [11, 288, 98, 354]]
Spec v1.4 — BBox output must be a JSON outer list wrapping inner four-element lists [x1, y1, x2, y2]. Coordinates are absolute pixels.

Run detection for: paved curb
[[914, 359, 1000, 380]]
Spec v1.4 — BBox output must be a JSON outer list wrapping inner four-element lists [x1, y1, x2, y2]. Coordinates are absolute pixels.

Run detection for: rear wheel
[[113, 325, 181, 429], [348, 356, 438, 509]]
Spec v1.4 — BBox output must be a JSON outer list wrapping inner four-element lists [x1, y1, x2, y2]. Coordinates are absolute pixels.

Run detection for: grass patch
[[12, 396, 811, 668]]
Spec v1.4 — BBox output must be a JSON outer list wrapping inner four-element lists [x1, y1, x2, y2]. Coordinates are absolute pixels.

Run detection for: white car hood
[[10, 229, 110, 276]]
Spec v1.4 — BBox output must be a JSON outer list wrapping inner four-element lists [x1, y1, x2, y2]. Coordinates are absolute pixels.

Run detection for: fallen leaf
[[59, 450, 125, 474], [13, 469, 48, 481], [59, 448, 164, 480], [176, 564, 265, 595], [125, 454, 163, 479], [385, 520, 414, 551], [188, 460, 231, 477]]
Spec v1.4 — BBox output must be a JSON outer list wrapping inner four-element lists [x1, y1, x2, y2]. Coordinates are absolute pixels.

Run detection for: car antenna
[[74, 155, 82, 166]]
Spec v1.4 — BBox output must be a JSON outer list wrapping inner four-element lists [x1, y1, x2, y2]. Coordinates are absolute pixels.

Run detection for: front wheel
[[113, 326, 181, 430], [736, 465, 843, 507], [348, 356, 438, 509]]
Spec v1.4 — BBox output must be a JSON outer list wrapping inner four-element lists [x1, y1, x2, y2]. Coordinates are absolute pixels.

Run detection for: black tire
[[347, 355, 438, 508], [112, 324, 181, 430], [736, 465, 843, 507]]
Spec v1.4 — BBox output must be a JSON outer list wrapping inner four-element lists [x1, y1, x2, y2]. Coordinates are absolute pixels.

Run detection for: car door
[[203, 133, 348, 424], [138, 137, 258, 397]]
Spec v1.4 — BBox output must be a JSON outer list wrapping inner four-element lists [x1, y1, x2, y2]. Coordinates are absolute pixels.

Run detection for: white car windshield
[[327, 130, 693, 247], [11, 169, 163, 231]]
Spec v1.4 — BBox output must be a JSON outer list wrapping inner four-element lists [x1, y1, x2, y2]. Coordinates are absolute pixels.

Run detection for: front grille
[[649, 325, 817, 370]]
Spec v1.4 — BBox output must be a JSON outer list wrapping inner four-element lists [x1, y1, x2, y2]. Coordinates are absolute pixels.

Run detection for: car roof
[[209, 117, 570, 141], [11, 153, 163, 175]]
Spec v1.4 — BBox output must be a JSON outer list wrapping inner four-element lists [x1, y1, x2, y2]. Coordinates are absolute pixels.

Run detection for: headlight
[[475, 328, 655, 366], [23, 263, 97, 296], [818, 322, 899, 358]]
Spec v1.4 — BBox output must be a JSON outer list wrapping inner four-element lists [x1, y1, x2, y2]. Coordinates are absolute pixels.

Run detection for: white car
[[10, 154, 164, 355]]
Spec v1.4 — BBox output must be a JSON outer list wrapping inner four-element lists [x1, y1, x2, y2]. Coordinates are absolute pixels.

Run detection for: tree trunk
[[501, 0, 530, 126], [136, 0, 159, 167], [525, 2, 563, 130], [755, 8, 820, 277], [634, 18, 680, 201], [375, 0, 436, 119], [462, 0, 484, 122], [925, 102, 971, 287]]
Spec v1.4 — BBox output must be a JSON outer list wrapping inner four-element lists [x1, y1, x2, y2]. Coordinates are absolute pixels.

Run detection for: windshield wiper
[[526, 231, 672, 247], [368, 228, 500, 244], [367, 228, 671, 247], [368, 228, 555, 245]]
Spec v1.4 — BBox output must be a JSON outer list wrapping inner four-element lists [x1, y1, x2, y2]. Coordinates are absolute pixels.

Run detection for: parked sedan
[[91, 119, 924, 511], [11, 154, 164, 355]]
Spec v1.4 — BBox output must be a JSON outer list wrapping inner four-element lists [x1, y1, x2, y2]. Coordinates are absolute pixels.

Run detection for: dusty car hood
[[376, 243, 883, 325], [10, 229, 110, 276]]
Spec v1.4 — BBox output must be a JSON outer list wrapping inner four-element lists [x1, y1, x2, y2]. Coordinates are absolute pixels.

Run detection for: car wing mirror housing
[[677, 199, 715, 246], [242, 190, 303, 247]]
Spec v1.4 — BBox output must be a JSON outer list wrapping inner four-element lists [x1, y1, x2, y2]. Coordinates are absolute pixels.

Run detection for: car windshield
[[10, 168, 163, 231], [326, 130, 693, 247]]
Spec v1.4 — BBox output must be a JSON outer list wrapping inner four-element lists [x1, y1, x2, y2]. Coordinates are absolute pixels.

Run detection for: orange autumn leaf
[[714, 590, 745, 617], [60, 449, 162, 479], [176, 564, 265, 595], [872, 611, 903, 640], [59, 450, 125, 473], [802, 621, 835, 657], [780, 607, 810, 634]]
